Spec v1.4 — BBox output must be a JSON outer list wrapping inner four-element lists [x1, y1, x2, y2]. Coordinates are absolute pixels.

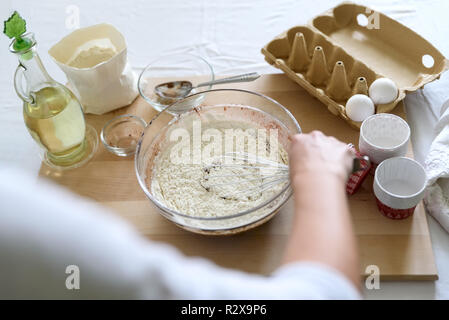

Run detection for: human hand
[[288, 131, 354, 183]]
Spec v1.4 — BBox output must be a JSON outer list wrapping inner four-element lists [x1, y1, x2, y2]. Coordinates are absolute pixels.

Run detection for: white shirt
[[0, 169, 360, 299]]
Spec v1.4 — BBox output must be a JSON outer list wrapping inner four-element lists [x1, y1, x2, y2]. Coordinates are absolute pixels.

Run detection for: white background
[[1, 0, 449, 299]]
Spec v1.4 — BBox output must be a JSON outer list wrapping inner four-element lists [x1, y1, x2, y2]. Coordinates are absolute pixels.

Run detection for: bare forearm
[[282, 172, 360, 289]]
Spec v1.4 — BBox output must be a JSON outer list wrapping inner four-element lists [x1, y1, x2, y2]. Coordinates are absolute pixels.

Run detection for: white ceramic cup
[[359, 113, 410, 165], [373, 157, 427, 219]]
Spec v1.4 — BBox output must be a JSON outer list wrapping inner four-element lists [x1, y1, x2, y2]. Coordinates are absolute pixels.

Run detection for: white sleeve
[[0, 169, 360, 300]]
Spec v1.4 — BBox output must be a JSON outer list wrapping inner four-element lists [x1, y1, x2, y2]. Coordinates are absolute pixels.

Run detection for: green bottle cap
[[3, 11, 32, 52]]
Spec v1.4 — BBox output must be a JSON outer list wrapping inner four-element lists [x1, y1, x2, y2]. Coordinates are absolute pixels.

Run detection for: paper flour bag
[[49, 23, 138, 114]]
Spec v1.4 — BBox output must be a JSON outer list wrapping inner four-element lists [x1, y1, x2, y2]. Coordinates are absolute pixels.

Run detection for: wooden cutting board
[[39, 74, 437, 281]]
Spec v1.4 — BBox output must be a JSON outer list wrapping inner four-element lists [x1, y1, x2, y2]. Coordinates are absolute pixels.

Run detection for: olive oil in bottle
[[23, 85, 87, 166], [5, 12, 95, 168]]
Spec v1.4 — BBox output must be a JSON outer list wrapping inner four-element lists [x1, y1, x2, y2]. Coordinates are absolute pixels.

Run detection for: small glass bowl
[[138, 53, 214, 112], [101, 115, 146, 157]]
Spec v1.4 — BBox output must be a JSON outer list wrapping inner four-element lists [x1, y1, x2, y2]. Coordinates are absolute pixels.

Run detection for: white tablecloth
[[1, 0, 449, 299]]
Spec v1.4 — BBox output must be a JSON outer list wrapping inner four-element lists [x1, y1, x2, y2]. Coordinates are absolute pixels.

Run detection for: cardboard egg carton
[[261, 2, 449, 129]]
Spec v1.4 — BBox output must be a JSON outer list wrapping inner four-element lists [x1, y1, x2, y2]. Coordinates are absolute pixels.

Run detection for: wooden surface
[[39, 74, 438, 281]]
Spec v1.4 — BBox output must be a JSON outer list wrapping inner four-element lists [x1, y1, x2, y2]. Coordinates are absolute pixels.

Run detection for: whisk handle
[[352, 155, 370, 173], [348, 143, 371, 173]]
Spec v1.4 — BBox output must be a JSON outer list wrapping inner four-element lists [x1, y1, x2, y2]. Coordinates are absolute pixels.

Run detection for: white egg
[[369, 78, 398, 105], [346, 94, 375, 122]]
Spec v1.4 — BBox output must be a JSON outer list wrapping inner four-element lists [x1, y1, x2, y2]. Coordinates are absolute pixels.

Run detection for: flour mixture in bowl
[[149, 105, 290, 219]]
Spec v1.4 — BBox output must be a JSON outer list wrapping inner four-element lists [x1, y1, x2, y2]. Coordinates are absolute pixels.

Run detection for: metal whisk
[[200, 152, 289, 201], [199, 147, 369, 201]]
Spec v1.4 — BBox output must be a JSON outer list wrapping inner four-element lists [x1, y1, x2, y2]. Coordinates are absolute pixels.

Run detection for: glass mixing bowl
[[135, 89, 301, 235]]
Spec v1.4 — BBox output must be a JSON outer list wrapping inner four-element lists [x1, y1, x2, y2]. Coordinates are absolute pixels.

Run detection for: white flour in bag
[[49, 24, 138, 115], [67, 39, 117, 69]]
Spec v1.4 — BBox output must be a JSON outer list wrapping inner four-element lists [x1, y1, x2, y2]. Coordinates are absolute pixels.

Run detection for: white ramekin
[[373, 157, 427, 219], [359, 113, 410, 165]]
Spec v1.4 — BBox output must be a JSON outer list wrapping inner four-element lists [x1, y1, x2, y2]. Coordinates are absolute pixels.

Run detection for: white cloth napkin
[[424, 100, 449, 233]]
